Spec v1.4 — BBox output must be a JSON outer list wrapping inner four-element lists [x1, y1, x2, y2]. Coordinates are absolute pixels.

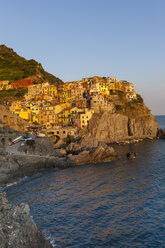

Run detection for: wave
[[43, 229, 56, 247], [0, 176, 29, 192]]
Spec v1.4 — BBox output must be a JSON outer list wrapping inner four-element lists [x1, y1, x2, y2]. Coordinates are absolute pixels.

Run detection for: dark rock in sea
[[0, 192, 52, 248], [127, 152, 138, 159], [159, 129, 165, 139]]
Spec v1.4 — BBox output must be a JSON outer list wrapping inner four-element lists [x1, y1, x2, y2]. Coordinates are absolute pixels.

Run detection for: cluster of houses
[[0, 77, 36, 90], [1, 76, 137, 131]]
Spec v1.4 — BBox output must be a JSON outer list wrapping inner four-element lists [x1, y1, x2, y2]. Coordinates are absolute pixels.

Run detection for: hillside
[[0, 45, 63, 86]]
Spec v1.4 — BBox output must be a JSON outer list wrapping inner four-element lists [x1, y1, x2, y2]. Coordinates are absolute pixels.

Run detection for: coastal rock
[[159, 129, 165, 139], [56, 148, 67, 155], [53, 139, 66, 149], [79, 135, 99, 148], [127, 152, 138, 159], [88, 105, 159, 143], [72, 145, 117, 165], [0, 192, 52, 248], [66, 135, 99, 153]]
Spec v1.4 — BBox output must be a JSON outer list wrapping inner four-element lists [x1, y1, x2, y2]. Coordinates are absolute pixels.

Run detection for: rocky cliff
[[0, 192, 52, 248], [87, 102, 159, 143]]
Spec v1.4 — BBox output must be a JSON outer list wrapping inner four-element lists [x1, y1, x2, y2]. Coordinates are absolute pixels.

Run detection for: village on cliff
[[0, 76, 137, 140]]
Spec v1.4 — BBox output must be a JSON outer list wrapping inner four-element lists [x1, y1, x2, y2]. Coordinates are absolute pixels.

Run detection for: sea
[[4, 115, 165, 248]]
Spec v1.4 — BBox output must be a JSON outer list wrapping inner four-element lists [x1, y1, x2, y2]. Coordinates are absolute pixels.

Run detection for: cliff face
[[88, 103, 159, 143]]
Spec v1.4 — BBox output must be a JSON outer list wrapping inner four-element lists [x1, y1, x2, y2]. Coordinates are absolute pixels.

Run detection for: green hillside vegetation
[[0, 88, 27, 100], [0, 45, 63, 86]]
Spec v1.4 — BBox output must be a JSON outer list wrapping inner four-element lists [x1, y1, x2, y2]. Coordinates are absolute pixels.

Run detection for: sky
[[0, 0, 165, 114]]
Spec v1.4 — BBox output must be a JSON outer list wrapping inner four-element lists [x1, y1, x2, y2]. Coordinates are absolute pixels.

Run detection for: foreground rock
[[70, 144, 117, 165], [0, 192, 52, 248], [0, 138, 73, 186], [66, 135, 99, 153]]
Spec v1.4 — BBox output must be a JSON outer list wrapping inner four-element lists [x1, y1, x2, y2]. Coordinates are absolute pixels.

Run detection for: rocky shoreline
[[0, 135, 119, 248], [0, 127, 162, 247], [0, 192, 52, 248], [0, 107, 161, 248], [0, 135, 119, 187], [0, 135, 161, 248], [0, 133, 161, 187]]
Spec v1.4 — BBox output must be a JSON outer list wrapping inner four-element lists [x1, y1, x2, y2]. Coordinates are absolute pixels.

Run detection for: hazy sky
[[1, 0, 164, 114]]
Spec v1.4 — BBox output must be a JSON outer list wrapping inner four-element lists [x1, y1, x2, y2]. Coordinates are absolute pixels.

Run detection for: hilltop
[[0, 45, 63, 86]]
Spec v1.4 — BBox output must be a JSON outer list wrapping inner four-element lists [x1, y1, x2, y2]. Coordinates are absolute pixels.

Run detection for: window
[[57, 131, 59, 134], [82, 120, 84, 123], [63, 131, 65, 134]]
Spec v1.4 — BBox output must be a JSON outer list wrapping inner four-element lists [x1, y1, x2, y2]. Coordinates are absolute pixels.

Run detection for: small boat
[[10, 136, 23, 145]]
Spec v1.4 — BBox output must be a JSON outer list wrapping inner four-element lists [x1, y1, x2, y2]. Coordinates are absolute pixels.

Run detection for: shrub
[[115, 105, 123, 111], [136, 94, 143, 103]]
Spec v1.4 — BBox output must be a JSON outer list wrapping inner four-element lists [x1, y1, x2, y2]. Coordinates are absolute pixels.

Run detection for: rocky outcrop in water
[[64, 135, 117, 165], [159, 129, 165, 139], [87, 104, 159, 143], [70, 144, 117, 165], [66, 135, 99, 153], [0, 192, 52, 248]]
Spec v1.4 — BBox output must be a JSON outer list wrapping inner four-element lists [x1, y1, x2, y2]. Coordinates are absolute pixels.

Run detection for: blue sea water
[[155, 115, 165, 130], [5, 116, 165, 247]]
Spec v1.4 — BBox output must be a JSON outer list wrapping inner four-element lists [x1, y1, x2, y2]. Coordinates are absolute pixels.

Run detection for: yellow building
[[57, 107, 73, 126], [19, 111, 30, 121], [0, 81, 10, 90], [9, 101, 22, 114], [44, 104, 63, 114], [32, 114, 39, 124], [47, 85, 58, 97], [42, 104, 65, 128], [99, 81, 110, 95], [63, 83, 72, 102], [80, 109, 94, 128]]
